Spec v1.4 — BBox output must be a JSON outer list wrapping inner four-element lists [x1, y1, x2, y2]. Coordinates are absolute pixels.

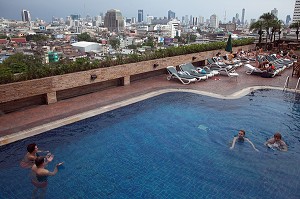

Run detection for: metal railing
[[295, 77, 300, 92], [283, 76, 300, 92], [283, 76, 289, 91]]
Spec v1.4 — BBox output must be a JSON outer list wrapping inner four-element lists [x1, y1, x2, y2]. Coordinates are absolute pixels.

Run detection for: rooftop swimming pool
[[0, 89, 299, 199]]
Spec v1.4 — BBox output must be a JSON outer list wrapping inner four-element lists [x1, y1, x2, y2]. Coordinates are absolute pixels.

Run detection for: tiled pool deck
[[0, 66, 299, 145]]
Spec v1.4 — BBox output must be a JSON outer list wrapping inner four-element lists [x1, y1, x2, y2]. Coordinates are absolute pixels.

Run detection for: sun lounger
[[166, 66, 197, 84], [244, 64, 277, 78], [179, 63, 208, 80]]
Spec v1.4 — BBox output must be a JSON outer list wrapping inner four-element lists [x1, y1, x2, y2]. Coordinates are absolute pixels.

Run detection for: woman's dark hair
[[35, 156, 45, 167], [27, 143, 37, 153], [274, 133, 282, 139], [239, 130, 245, 135]]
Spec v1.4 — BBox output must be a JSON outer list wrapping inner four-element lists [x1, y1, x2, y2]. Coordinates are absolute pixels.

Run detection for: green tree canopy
[[26, 34, 48, 43], [77, 32, 94, 42], [109, 38, 120, 50], [2, 53, 43, 73]]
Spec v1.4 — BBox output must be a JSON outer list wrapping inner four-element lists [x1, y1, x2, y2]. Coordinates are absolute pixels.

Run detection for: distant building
[[104, 9, 125, 32], [71, 41, 101, 53], [192, 17, 198, 26], [286, 15, 291, 25], [146, 15, 154, 24], [235, 13, 239, 22], [241, 8, 245, 25], [219, 23, 236, 32], [271, 8, 278, 18], [70, 14, 80, 20], [198, 16, 204, 25], [292, 0, 300, 23], [138, 10, 143, 23], [210, 14, 219, 28], [168, 10, 175, 20], [168, 19, 181, 38], [21, 9, 31, 22], [131, 17, 136, 24], [250, 19, 256, 25]]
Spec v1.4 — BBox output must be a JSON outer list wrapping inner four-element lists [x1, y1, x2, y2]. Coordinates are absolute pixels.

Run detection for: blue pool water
[[0, 89, 300, 199]]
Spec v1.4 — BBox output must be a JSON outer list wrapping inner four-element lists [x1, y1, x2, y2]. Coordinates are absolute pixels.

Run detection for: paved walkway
[[0, 66, 299, 145]]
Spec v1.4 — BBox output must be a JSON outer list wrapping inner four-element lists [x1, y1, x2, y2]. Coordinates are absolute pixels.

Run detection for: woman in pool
[[20, 143, 53, 168], [230, 130, 259, 151], [264, 132, 288, 151], [31, 156, 64, 199]]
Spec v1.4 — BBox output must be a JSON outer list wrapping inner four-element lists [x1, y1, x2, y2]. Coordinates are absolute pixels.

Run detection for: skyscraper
[[271, 8, 278, 18], [210, 14, 219, 28], [21, 9, 31, 22], [286, 15, 291, 25], [104, 9, 124, 32], [241, 8, 245, 25], [168, 10, 175, 20], [138, 10, 143, 23], [292, 0, 300, 23]]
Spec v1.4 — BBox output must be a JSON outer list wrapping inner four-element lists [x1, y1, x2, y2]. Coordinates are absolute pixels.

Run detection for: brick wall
[[0, 44, 255, 108]]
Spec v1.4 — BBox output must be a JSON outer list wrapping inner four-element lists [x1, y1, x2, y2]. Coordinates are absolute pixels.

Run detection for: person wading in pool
[[20, 143, 54, 168], [264, 132, 288, 151], [230, 130, 259, 151], [31, 156, 64, 199]]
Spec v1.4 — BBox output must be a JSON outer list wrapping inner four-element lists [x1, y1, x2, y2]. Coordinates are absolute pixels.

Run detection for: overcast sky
[[0, 0, 296, 23]]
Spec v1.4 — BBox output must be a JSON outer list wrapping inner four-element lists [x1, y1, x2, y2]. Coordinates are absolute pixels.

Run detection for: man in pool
[[20, 143, 54, 168], [230, 130, 259, 151], [264, 132, 288, 151], [31, 156, 64, 199]]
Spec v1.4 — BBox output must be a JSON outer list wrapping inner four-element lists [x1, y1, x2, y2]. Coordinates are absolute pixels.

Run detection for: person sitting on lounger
[[264, 132, 288, 151], [230, 130, 259, 151], [227, 51, 235, 63]]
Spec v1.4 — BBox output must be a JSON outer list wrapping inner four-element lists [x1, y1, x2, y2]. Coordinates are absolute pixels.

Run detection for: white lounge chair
[[166, 66, 197, 84]]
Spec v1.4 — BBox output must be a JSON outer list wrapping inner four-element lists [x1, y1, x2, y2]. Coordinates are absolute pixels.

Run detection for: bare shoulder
[[36, 168, 50, 176]]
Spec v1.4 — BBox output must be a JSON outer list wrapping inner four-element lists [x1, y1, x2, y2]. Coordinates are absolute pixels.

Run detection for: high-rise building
[[235, 13, 239, 21], [21, 9, 31, 22], [292, 0, 300, 23], [131, 17, 136, 24], [168, 10, 175, 20], [271, 8, 278, 18], [104, 9, 124, 32], [241, 8, 245, 25], [138, 10, 143, 23], [168, 19, 180, 38], [146, 15, 154, 24], [70, 14, 80, 20], [192, 17, 198, 26], [210, 14, 219, 28], [199, 16, 204, 24], [286, 15, 291, 25]]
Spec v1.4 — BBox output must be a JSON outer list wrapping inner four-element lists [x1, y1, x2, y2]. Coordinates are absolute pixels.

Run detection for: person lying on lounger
[[264, 132, 288, 151], [230, 130, 259, 151]]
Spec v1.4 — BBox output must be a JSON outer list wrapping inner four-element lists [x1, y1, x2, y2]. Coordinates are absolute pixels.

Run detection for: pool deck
[[0, 66, 299, 146]]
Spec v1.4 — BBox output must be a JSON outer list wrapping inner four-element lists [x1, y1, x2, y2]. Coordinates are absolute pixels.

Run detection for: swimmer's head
[[27, 143, 37, 153], [274, 133, 282, 141], [238, 130, 245, 137], [35, 156, 45, 167]]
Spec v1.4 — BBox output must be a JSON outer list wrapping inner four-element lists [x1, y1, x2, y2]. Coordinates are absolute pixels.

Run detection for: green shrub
[[0, 38, 254, 84]]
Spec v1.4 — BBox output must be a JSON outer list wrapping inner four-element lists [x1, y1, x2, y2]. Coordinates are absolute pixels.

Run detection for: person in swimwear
[[31, 156, 64, 199], [264, 132, 288, 151], [230, 130, 259, 151], [20, 143, 53, 168]]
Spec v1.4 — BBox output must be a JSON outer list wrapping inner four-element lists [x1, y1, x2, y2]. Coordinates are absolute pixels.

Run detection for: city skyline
[[0, 0, 296, 23]]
